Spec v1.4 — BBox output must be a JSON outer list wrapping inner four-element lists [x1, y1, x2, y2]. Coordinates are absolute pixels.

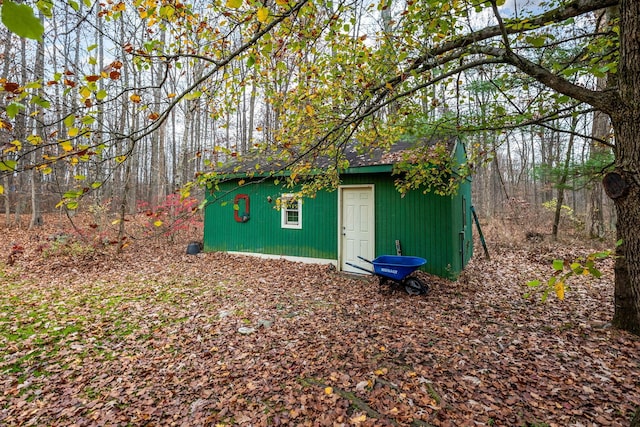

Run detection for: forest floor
[[0, 214, 638, 426]]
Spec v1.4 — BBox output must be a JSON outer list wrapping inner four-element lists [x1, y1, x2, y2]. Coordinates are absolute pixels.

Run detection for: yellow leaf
[[238, 179, 245, 186], [374, 368, 388, 376], [112, 219, 121, 225], [350, 414, 367, 423], [385, 82, 394, 91], [60, 141, 73, 152], [0, 184, 4, 194], [167, 93, 176, 98], [130, 94, 141, 103], [324, 387, 333, 395], [0, 119, 12, 130], [555, 281, 565, 300], [79, 86, 91, 99], [275, 0, 288, 5], [154, 220, 163, 227], [257, 7, 269, 22], [226, 0, 242, 8], [68, 127, 79, 137], [4, 139, 21, 152], [305, 104, 314, 116]]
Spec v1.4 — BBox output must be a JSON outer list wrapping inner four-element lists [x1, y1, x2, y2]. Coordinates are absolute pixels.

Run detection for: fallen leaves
[[0, 217, 638, 426]]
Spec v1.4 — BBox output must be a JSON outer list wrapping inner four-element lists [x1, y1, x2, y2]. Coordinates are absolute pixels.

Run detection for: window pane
[[281, 194, 302, 229], [286, 210, 299, 224]]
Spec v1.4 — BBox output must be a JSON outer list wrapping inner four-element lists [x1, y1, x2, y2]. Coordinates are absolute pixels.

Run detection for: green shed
[[203, 139, 473, 279]]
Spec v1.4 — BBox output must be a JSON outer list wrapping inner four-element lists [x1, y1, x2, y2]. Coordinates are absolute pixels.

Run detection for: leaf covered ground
[[1, 216, 639, 426]]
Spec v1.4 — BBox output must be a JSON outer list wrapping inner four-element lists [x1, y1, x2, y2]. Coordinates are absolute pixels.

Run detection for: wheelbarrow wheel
[[404, 277, 429, 295]]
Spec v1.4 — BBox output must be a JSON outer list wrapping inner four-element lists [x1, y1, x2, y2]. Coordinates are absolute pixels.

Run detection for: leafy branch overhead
[[0, 0, 622, 201]]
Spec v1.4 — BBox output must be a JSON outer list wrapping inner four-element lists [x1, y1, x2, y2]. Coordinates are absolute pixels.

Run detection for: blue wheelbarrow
[[346, 255, 430, 295]]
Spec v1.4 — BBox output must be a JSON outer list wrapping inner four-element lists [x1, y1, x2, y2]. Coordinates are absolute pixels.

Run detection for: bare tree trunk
[[117, 145, 132, 253], [588, 8, 616, 239], [1, 29, 13, 225], [29, 16, 45, 229], [552, 117, 578, 240]]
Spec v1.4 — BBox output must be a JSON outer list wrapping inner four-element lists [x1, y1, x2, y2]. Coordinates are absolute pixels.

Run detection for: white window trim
[[281, 193, 302, 229]]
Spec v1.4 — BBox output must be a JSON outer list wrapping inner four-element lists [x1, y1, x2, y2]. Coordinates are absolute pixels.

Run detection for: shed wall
[[203, 181, 338, 260], [204, 172, 470, 278]]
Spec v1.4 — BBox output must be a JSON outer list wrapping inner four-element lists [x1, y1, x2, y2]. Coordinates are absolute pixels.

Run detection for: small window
[[281, 194, 302, 229]]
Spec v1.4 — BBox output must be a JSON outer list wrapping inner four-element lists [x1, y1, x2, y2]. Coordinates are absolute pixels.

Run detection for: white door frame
[[338, 185, 375, 272]]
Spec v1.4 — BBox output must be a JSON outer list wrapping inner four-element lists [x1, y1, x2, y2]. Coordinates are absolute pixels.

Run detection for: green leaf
[[96, 89, 108, 100], [0, 159, 17, 171], [63, 189, 82, 198], [552, 259, 564, 271], [593, 250, 611, 259], [64, 114, 76, 127], [570, 262, 583, 274], [526, 280, 540, 288], [6, 102, 25, 119], [69, 1, 80, 11], [1, 1, 44, 41], [184, 91, 202, 100], [24, 81, 42, 89], [526, 35, 546, 48], [36, 0, 54, 18], [81, 115, 95, 125], [31, 95, 50, 109], [588, 266, 602, 279]]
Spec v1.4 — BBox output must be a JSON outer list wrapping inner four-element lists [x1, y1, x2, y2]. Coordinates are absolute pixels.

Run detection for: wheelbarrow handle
[[345, 262, 374, 274], [357, 256, 374, 265]]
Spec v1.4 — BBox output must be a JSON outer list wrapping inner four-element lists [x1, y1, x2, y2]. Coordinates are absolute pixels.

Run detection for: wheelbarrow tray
[[371, 255, 426, 281]]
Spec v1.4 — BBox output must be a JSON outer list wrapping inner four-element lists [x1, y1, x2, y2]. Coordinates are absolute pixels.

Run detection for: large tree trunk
[[631, 408, 640, 427], [608, 0, 640, 335], [608, 118, 640, 335]]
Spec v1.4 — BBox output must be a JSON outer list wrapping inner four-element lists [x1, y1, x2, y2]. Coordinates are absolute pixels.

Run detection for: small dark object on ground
[[526, 231, 544, 242], [186, 241, 203, 255]]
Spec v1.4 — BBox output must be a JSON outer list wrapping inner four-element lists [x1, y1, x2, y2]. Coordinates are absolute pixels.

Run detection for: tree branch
[[476, 45, 619, 112]]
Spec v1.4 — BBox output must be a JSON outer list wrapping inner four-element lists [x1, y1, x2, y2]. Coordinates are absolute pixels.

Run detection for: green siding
[[203, 180, 338, 260]]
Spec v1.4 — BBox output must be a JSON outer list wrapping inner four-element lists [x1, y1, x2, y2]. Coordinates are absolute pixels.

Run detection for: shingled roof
[[216, 135, 457, 177]]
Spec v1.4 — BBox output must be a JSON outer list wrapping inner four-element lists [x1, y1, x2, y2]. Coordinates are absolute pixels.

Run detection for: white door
[[340, 186, 375, 273]]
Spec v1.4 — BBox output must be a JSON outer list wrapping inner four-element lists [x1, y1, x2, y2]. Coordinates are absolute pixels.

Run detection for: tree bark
[[630, 407, 640, 427], [588, 7, 616, 239], [606, 0, 640, 335], [29, 15, 45, 229], [552, 117, 578, 240]]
